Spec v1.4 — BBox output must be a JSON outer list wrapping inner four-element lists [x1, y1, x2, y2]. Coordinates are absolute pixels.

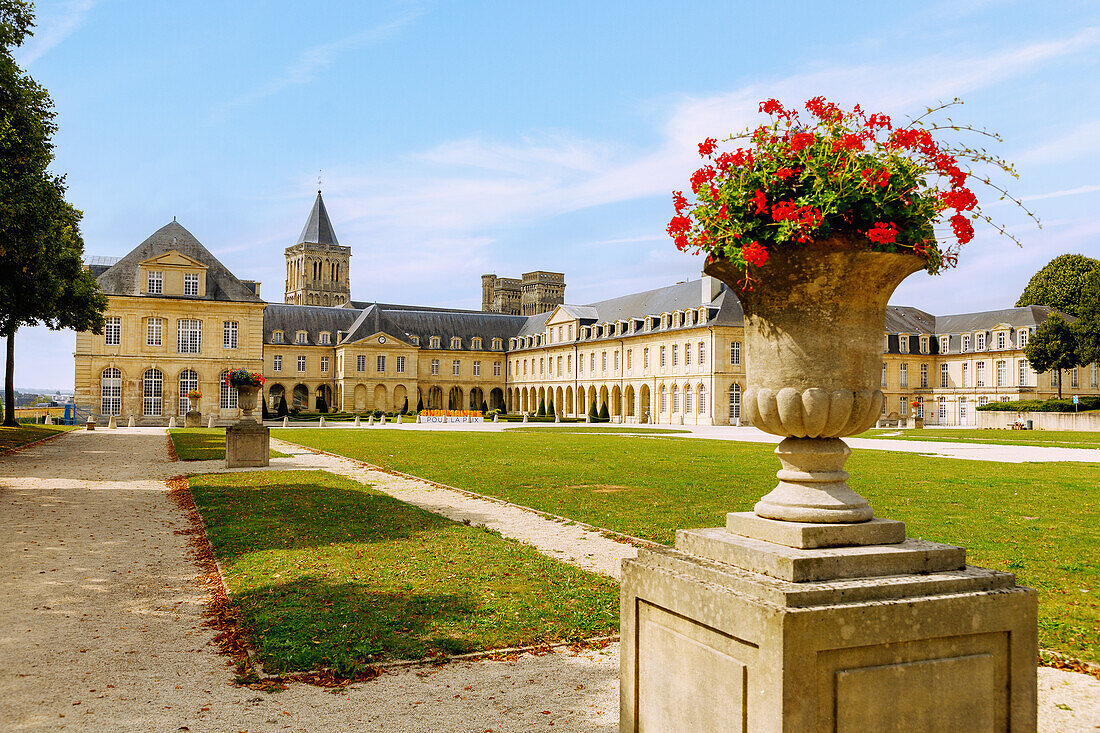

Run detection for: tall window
[[959, 397, 967, 424], [685, 344, 692, 366], [493, 361, 501, 377], [297, 355, 306, 372], [223, 321, 238, 349], [941, 363, 949, 388], [1018, 360, 1028, 387], [671, 384, 679, 412], [320, 356, 329, 373], [1093, 363, 1098, 388], [660, 346, 666, 368], [731, 342, 741, 365], [431, 359, 440, 375], [997, 332, 1006, 350], [900, 364, 908, 389], [660, 385, 667, 413], [644, 348, 650, 369], [397, 356, 406, 373], [104, 317, 121, 346], [147, 317, 163, 347], [920, 336, 929, 354], [451, 337, 462, 349], [540, 357, 545, 375], [915, 396, 923, 419], [698, 341, 706, 364], [143, 369, 163, 416], [729, 384, 741, 420], [672, 345, 679, 366], [219, 370, 237, 409], [899, 335, 909, 354], [996, 360, 1006, 387], [1018, 330, 1029, 349], [685, 385, 693, 413], [626, 350, 632, 371], [900, 396, 907, 416], [940, 336, 949, 354], [1071, 368, 1079, 388], [698, 384, 706, 413], [962, 363, 969, 387], [474, 360, 482, 377], [882, 363, 887, 388], [147, 270, 163, 294], [976, 361, 986, 387], [976, 333, 986, 351], [178, 369, 197, 415], [590, 353, 595, 372], [430, 336, 440, 348], [920, 364, 928, 388], [273, 354, 283, 372], [296, 331, 307, 344], [320, 332, 330, 345], [184, 273, 199, 296], [472, 337, 483, 349], [452, 359, 460, 375], [376, 355, 385, 373], [177, 319, 201, 353], [938, 396, 947, 422], [357, 355, 365, 372], [100, 368, 121, 416], [272, 331, 284, 343]]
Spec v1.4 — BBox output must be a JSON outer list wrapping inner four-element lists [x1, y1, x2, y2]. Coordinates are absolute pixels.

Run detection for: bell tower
[[284, 191, 351, 306]]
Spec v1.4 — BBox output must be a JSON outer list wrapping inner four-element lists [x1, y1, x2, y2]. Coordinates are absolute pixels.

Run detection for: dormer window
[[685, 311, 694, 327], [147, 271, 163, 294], [963, 335, 971, 352], [472, 337, 483, 349], [883, 334, 889, 353], [491, 338, 501, 350], [976, 333, 986, 351], [184, 273, 199, 296], [410, 336, 420, 346], [919, 336, 929, 354], [567, 325, 574, 340], [673, 312, 681, 328], [661, 314, 669, 329], [939, 336, 948, 354], [296, 331, 307, 344], [899, 334, 909, 354], [1017, 329, 1029, 348], [272, 330, 285, 344], [996, 331, 1006, 350], [451, 337, 462, 349], [336, 331, 344, 342], [430, 336, 440, 349], [320, 332, 331, 345]]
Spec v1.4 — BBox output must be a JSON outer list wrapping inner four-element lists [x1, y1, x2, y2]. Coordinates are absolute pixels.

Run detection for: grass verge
[[0, 424, 75, 453], [169, 428, 286, 460], [856, 427, 1100, 450], [279, 428, 1099, 664], [188, 469, 619, 675]]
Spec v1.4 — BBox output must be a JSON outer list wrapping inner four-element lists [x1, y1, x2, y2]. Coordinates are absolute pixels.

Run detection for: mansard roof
[[885, 306, 937, 335], [935, 305, 1067, 334], [296, 191, 339, 246], [95, 220, 263, 303], [263, 304, 360, 345], [344, 304, 527, 349]]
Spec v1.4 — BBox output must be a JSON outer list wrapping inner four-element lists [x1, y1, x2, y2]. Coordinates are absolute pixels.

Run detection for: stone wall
[[976, 409, 1100, 431]]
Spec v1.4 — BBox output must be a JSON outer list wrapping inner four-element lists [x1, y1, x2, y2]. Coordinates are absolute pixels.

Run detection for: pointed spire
[[296, 191, 339, 246]]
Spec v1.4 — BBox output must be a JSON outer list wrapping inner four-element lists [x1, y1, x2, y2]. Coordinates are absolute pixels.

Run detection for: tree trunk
[[4, 328, 16, 427], [1057, 369, 1063, 399]]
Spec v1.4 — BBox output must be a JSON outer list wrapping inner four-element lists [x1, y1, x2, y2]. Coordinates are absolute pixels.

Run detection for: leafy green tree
[[0, 2, 107, 426], [536, 397, 545, 417], [1075, 268, 1100, 366], [1015, 254, 1100, 318], [1024, 314, 1081, 399]]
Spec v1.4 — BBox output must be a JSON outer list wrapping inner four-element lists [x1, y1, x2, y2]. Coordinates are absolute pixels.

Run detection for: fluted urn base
[[754, 437, 872, 523]]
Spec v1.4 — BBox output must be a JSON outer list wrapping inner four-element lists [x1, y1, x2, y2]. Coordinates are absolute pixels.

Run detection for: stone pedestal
[[620, 514, 1037, 732], [225, 422, 270, 469], [108, 415, 117, 429], [86, 418, 95, 431], [185, 411, 202, 428]]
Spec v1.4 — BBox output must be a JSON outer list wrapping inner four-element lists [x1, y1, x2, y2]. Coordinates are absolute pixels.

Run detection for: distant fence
[[976, 410, 1100, 431]]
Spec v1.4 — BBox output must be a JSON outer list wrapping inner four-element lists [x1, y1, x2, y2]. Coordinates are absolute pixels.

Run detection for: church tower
[[284, 191, 351, 306]]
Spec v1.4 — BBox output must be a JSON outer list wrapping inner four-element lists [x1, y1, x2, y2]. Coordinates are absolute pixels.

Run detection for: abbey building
[[74, 193, 1100, 426]]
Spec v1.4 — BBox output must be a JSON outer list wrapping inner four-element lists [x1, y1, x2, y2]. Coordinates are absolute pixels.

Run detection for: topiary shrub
[[547, 398, 556, 416], [481, 400, 488, 414], [536, 397, 546, 417], [400, 397, 409, 415], [417, 396, 424, 413], [316, 394, 329, 413], [277, 394, 289, 417], [598, 403, 610, 422], [589, 400, 599, 421]]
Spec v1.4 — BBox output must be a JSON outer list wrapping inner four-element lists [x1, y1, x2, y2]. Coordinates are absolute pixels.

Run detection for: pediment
[[341, 331, 415, 349], [545, 307, 576, 326], [991, 322, 1012, 331], [138, 250, 208, 269]]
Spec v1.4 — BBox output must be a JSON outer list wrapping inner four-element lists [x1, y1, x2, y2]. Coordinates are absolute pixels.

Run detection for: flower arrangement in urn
[[223, 369, 265, 387], [671, 97, 1031, 523], [186, 389, 202, 400]]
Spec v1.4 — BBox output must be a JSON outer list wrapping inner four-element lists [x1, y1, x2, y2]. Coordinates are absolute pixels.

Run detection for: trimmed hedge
[[977, 396, 1100, 413]]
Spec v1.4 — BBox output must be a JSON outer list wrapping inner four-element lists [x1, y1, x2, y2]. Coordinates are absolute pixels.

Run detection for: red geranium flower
[[742, 241, 769, 267]]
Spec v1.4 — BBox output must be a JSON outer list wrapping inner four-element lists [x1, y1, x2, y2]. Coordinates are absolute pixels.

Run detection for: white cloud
[[1017, 121, 1100, 164], [13, 0, 97, 66]]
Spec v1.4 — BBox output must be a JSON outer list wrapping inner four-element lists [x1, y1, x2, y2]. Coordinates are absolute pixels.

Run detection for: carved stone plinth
[[620, 518, 1037, 732], [225, 422, 269, 468], [185, 410, 202, 428]]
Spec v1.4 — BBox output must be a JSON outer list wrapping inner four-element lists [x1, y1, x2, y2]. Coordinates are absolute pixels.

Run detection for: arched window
[[671, 384, 679, 413], [659, 385, 667, 413], [729, 383, 742, 420], [143, 369, 163, 416], [101, 368, 121, 416], [698, 384, 706, 413], [219, 370, 237, 410], [179, 369, 198, 415], [685, 384, 693, 413]]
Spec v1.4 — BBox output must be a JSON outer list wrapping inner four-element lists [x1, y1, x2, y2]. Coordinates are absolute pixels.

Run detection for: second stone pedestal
[[620, 514, 1037, 732], [226, 422, 270, 468]]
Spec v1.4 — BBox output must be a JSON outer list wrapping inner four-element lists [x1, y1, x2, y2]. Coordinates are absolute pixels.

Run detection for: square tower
[[285, 191, 351, 307]]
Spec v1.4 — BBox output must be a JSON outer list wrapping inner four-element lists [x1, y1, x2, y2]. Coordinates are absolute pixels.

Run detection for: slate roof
[[936, 305, 1066, 333], [263, 304, 361, 345], [885, 306, 936, 335], [297, 191, 340, 246], [343, 304, 528, 349], [95, 220, 263, 303]]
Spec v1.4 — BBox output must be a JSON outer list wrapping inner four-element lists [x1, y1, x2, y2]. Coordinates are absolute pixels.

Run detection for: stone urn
[[236, 384, 261, 422], [704, 239, 924, 523]]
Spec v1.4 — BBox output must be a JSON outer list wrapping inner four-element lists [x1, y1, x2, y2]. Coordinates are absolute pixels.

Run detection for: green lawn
[[278, 428, 1099, 663], [857, 427, 1100, 450], [169, 428, 286, 460], [0, 424, 76, 452], [188, 470, 619, 675]]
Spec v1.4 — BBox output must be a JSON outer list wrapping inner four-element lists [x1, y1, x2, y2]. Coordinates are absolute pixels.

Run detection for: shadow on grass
[[236, 575, 482, 675]]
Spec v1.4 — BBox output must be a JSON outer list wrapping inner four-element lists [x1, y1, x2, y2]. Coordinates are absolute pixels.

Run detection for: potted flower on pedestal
[[668, 97, 1031, 522], [909, 399, 925, 429], [224, 369, 265, 422], [184, 389, 203, 428]]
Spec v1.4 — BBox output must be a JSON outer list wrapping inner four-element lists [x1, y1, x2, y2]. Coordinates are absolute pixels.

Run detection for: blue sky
[[12, 0, 1100, 390]]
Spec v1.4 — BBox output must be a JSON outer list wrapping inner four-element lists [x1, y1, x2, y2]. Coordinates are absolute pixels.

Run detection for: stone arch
[[448, 386, 463, 410], [179, 369, 200, 416], [555, 387, 564, 415], [142, 368, 163, 417], [292, 384, 309, 409], [697, 382, 707, 415], [611, 385, 621, 417], [393, 384, 408, 412], [639, 384, 651, 423], [490, 388, 504, 411], [354, 384, 367, 411], [316, 384, 332, 411], [598, 385, 609, 411], [427, 386, 443, 409], [587, 385, 597, 413], [373, 384, 388, 411], [565, 386, 574, 416], [624, 385, 635, 417], [267, 382, 285, 410], [469, 387, 484, 411]]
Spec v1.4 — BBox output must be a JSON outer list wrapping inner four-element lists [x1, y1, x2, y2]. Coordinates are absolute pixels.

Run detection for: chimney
[[702, 274, 722, 304]]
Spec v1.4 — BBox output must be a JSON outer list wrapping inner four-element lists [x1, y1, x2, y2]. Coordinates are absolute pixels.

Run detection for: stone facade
[[482, 271, 565, 315], [75, 196, 1100, 425]]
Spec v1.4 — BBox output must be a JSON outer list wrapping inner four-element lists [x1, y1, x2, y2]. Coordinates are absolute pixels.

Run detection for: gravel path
[[0, 427, 1095, 731]]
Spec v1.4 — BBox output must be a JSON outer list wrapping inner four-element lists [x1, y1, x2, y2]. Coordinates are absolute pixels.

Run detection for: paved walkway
[[0, 428, 1096, 731]]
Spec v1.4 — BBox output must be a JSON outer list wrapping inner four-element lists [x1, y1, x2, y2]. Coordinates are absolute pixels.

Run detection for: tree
[[416, 395, 423, 413], [400, 396, 409, 415], [480, 400, 488, 414], [277, 394, 288, 417], [1024, 315, 1081, 399], [1075, 268, 1100, 366], [1015, 254, 1100, 318], [316, 393, 329, 413], [261, 396, 271, 420], [547, 397, 555, 416], [598, 402, 610, 422], [0, 3, 107, 425], [589, 400, 599, 421], [536, 397, 545, 417]]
